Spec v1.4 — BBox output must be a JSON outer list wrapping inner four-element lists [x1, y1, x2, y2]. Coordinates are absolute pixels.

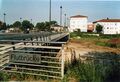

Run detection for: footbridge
[[0, 32, 69, 79]]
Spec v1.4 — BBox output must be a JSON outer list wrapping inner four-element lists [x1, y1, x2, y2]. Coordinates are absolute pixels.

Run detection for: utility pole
[[3, 13, 6, 30], [60, 6, 62, 26], [64, 14, 66, 27], [49, 0, 51, 29], [20, 18, 22, 23], [3, 13, 6, 23], [67, 17, 69, 27], [20, 17, 22, 28], [30, 19, 32, 24]]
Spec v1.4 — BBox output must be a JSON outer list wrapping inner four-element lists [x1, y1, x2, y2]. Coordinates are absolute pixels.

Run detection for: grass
[[70, 32, 120, 48], [63, 52, 120, 82], [70, 32, 120, 39], [63, 60, 103, 82]]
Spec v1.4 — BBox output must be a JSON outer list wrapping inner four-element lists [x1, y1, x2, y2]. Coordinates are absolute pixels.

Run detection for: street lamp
[[64, 13, 66, 27], [49, 0, 51, 29], [20, 18, 22, 22], [3, 13, 6, 23], [67, 17, 69, 27], [60, 6, 62, 26], [30, 19, 32, 23]]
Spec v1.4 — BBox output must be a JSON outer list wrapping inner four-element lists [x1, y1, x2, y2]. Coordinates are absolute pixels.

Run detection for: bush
[[63, 52, 120, 82], [0, 72, 9, 81]]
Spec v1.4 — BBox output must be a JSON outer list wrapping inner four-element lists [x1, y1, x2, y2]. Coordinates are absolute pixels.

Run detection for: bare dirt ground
[[64, 39, 120, 61]]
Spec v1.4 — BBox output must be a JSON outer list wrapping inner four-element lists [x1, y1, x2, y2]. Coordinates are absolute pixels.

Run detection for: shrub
[[0, 72, 9, 81]]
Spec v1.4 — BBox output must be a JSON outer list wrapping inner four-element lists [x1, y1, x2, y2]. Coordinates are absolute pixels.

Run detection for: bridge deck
[[0, 32, 69, 79]]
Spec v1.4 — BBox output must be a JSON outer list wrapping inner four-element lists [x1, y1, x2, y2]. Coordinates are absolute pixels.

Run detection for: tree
[[35, 21, 58, 31], [45, 21, 50, 30], [96, 24, 103, 33], [0, 21, 3, 30], [13, 21, 21, 28], [0, 21, 2, 26], [50, 21, 57, 26], [30, 23, 34, 29], [21, 20, 33, 33], [35, 22, 45, 31], [0, 23, 7, 30], [45, 21, 58, 30]]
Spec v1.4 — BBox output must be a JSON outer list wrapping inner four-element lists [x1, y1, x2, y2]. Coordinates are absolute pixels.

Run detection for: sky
[[0, 0, 120, 25]]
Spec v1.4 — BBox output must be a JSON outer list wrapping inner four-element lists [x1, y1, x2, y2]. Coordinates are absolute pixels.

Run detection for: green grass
[[95, 41, 107, 46], [70, 32, 120, 39], [63, 52, 120, 82], [63, 60, 103, 82], [70, 32, 120, 48]]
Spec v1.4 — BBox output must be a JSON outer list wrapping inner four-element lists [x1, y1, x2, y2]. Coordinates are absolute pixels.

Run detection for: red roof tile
[[94, 19, 120, 23], [70, 15, 87, 18]]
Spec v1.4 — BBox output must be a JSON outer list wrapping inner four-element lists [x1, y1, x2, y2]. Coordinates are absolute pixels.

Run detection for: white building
[[69, 15, 88, 32], [94, 19, 120, 34]]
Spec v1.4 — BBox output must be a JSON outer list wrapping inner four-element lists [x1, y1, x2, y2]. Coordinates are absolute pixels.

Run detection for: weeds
[[63, 52, 120, 82]]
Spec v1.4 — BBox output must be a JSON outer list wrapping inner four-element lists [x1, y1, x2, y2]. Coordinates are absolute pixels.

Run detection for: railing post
[[68, 32, 70, 41], [36, 37, 39, 46], [61, 44, 64, 79], [31, 38, 33, 45], [23, 39, 26, 45], [12, 42, 15, 50]]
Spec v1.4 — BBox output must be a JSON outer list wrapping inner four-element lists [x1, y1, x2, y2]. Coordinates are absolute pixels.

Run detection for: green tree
[[9, 24, 13, 28], [35, 22, 45, 31], [21, 20, 33, 33], [30, 23, 34, 29], [0, 21, 2, 26], [35, 21, 58, 31], [45, 21, 58, 31], [0, 23, 7, 30], [13, 21, 21, 28], [50, 21, 57, 26], [44, 21, 50, 30], [96, 24, 103, 33]]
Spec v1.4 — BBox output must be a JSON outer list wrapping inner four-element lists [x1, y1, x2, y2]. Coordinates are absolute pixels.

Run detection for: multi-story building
[[94, 19, 120, 34], [69, 15, 88, 32]]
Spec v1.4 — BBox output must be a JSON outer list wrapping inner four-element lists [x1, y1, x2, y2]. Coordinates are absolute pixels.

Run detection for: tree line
[[0, 20, 58, 33]]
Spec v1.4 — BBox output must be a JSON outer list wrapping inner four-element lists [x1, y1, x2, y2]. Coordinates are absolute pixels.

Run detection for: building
[[93, 18, 120, 34], [51, 25, 64, 32], [87, 23, 94, 32], [69, 15, 88, 32]]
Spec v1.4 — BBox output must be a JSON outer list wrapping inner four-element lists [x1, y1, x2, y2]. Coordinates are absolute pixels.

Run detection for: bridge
[[0, 32, 69, 79]]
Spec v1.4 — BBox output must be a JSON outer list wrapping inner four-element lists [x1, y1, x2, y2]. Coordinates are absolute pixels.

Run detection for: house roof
[[70, 15, 87, 18], [94, 19, 120, 23]]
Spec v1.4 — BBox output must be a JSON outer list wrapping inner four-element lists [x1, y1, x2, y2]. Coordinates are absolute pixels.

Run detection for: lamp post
[[3, 13, 6, 23], [20, 17, 22, 29], [64, 14, 66, 27], [30, 19, 32, 23], [20, 18, 22, 23], [49, 0, 51, 29], [60, 6, 62, 26]]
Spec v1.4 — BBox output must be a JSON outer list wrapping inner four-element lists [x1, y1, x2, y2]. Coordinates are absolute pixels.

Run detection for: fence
[[0, 32, 69, 79], [0, 41, 66, 79]]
